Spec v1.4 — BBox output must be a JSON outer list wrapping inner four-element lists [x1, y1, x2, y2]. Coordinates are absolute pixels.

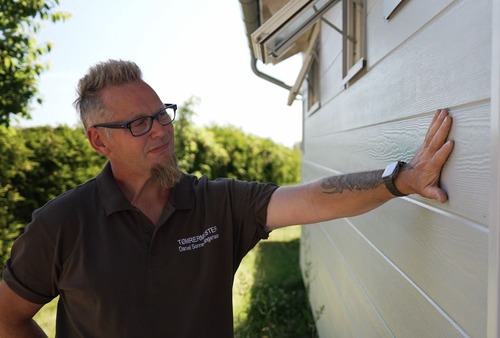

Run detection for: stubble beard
[[151, 156, 183, 189]]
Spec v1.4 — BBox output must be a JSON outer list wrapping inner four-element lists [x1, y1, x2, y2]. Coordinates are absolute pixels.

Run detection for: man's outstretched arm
[[266, 108, 454, 230], [0, 281, 47, 338]]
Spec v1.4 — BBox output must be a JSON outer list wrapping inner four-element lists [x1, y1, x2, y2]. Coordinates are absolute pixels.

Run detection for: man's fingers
[[429, 115, 453, 153], [424, 109, 450, 148], [424, 140, 453, 202], [433, 140, 455, 165]]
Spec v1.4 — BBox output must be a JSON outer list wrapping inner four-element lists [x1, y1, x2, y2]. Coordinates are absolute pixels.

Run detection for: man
[[0, 60, 454, 337]]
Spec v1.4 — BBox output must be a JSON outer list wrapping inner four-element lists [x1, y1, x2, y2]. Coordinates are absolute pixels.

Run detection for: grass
[[33, 297, 57, 337], [233, 225, 318, 337], [34, 226, 316, 337]]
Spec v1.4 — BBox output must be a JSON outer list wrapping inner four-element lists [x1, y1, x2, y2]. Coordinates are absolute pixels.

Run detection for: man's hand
[[396, 108, 455, 202]]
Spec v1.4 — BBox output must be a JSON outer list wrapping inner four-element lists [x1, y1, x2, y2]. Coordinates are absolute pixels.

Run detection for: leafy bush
[[0, 125, 106, 264], [207, 124, 300, 185], [13, 126, 107, 225], [175, 98, 300, 185], [0, 126, 33, 265]]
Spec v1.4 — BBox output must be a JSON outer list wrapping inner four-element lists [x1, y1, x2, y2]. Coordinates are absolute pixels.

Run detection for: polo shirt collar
[[96, 162, 134, 215], [96, 162, 194, 215]]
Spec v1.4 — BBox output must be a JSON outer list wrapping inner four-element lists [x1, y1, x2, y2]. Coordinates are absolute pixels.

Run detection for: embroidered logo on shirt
[[177, 226, 219, 252]]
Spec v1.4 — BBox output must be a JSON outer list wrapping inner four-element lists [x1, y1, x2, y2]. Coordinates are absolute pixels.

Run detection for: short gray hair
[[74, 60, 143, 129]]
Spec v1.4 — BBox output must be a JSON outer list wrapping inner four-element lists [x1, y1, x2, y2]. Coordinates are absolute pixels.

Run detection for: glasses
[[93, 103, 177, 137]]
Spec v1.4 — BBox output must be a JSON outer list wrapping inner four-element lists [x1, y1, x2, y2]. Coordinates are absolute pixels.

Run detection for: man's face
[[94, 80, 176, 178]]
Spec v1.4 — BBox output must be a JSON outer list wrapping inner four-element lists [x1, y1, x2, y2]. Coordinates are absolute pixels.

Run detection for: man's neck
[[112, 166, 170, 225]]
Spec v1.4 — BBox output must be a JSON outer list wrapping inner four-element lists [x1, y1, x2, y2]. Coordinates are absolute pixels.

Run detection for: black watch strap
[[382, 161, 408, 197]]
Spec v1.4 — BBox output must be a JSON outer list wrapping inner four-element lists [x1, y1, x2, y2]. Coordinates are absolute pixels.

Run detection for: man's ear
[[87, 127, 111, 156]]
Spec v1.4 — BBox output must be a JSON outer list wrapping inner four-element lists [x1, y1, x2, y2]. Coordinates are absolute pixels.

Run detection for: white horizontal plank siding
[[304, 0, 491, 138], [366, 0, 454, 67], [322, 220, 467, 336], [304, 103, 490, 225], [354, 201, 488, 336], [301, 226, 393, 337], [301, 159, 487, 336], [301, 229, 355, 337], [313, 230, 394, 337], [300, 0, 491, 336]]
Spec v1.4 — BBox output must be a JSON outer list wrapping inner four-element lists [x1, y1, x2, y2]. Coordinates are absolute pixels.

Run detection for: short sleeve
[[2, 211, 59, 305], [224, 179, 279, 265]]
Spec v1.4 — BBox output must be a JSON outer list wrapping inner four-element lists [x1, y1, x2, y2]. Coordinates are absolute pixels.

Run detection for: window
[[252, 0, 340, 64], [252, 0, 367, 104], [342, 0, 366, 84]]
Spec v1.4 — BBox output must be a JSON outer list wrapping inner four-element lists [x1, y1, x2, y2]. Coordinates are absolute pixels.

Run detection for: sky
[[14, 0, 304, 148]]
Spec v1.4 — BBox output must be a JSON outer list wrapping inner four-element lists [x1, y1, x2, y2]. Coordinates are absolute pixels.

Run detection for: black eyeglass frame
[[93, 103, 177, 137]]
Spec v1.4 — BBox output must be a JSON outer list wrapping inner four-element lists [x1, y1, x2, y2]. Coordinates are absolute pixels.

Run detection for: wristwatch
[[382, 161, 408, 197]]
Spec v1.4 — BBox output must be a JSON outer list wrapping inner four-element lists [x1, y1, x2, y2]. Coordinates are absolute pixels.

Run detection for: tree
[[0, 125, 33, 265], [0, 125, 106, 265], [208, 125, 301, 185], [13, 126, 106, 225], [174, 96, 231, 178], [0, 0, 70, 126], [174, 97, 301, 185]]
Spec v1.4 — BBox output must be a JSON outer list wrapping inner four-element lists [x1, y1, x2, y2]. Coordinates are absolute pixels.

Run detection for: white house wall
[[300, 0, 492, 336]]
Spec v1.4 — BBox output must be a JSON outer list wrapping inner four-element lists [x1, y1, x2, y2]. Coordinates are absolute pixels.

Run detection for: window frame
[[251, 0, 341, 64], [306, 50, 321, 113], [287, 22, 321, 107], [342, 0, 366, 85]]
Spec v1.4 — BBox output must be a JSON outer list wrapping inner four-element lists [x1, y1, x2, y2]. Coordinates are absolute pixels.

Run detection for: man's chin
[[150, 157, 182, 189]]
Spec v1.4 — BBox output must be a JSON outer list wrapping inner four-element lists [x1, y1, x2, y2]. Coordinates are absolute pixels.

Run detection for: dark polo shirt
[[3, 163, 278, 337]]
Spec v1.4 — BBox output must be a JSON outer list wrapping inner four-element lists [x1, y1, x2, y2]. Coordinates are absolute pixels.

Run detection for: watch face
[[382, 161, 399, 179]]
